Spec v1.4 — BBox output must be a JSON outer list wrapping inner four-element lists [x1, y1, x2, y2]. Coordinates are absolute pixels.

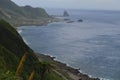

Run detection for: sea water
[[18, 9, 120, 80]]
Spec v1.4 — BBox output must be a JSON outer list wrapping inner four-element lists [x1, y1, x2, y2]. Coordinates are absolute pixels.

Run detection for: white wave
[[16, 29, 29, 45], [23, 38, 29, 45], [89, 75, 111, 80], [78, 70, 111, 80], [88, 75, 111, 80], [100, 78, 111, 80], [78, 69, 83, 73], [17, 29, 23, 34]]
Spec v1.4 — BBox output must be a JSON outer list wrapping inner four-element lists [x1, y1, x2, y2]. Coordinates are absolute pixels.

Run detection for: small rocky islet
[[0, 0, 99, 80]]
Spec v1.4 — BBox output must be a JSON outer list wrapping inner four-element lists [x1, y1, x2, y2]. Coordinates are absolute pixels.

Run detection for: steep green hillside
[[21, 6, 49, 19], [0, 19, 64, 80], [0, 0, 51, 26], [0, 19, 38, 79]]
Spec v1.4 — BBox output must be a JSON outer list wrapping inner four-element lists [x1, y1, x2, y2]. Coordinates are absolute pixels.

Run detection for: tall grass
[[15, 53, 27, 77], [28, 71, 35, 80], [14, 53, 55, 80], [15, 53, 36, 80]]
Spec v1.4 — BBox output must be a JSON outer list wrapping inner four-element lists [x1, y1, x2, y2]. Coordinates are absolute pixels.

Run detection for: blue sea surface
[[18, 10, 120, 80]]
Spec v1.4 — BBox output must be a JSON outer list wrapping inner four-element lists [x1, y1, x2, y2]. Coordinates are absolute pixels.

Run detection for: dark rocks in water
[[63, 10, 69, 16], [78, 19, 83, 22], [67, 21, 74, 23], [64, 18, 70, 21]]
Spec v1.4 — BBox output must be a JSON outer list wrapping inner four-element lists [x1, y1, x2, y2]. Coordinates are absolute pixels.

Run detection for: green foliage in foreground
[[0, 19, 65, 80], [43, 71, 65, 80], [0, 69, 64, 80], [0, 70, 15, 80]]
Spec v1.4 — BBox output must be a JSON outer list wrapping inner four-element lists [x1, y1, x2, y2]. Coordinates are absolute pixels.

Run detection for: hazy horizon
[[11, 0, 120, 11]]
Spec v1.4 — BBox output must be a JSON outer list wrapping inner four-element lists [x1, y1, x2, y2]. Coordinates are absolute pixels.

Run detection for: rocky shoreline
[[13, 17, 62, 27], [17, 20, 100, 80], [36, 53, 100, 80]]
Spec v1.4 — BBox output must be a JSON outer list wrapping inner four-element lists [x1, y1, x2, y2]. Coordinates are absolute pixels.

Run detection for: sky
[[11, 0, 120, 10]]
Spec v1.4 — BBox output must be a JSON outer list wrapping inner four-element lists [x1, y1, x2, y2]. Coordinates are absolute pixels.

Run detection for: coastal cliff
[[0, 19, 64, 80], [0, 0, 52, 26], [0, 19, 100, 80], [0, 0, 100, 80], [0, 19, 40, 79]]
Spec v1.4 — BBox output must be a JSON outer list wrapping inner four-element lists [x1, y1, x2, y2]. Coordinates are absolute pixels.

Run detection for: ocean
[[18, 9, 120, 80]]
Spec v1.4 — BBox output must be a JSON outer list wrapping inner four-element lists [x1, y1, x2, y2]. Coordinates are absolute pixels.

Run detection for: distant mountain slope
[[0, 0, 51, 26], [21, 6, 50, 18]]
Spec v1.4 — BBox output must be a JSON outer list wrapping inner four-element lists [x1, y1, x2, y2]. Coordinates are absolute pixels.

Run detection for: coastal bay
[[18, 10, 120, 80]]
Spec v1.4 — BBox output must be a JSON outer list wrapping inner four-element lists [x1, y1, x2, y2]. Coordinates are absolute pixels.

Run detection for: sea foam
[[17, 29, 23, 34], [100, 78, 111, 80], [23, 38, 29, 45], [17, 29, 29, 45], [78, 70, 111, 80]]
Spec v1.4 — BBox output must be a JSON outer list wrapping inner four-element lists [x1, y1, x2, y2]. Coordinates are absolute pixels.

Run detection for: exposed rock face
[[63, 10, 69, 16], [0, 0, 51, 26]]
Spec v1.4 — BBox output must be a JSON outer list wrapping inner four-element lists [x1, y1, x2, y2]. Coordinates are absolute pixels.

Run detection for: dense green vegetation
[[0, 0, 51, 26], [0, 69, 16, 80], [0, 19, 64, 80]]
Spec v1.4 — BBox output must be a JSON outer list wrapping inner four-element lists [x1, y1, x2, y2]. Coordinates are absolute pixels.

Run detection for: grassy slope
[[0, 0, 51, 26], [0, 19, 64, 80]]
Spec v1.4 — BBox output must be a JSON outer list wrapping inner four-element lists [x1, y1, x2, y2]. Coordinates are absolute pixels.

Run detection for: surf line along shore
[[17, 25, 100, 80], [36, 53, 100, 80]]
